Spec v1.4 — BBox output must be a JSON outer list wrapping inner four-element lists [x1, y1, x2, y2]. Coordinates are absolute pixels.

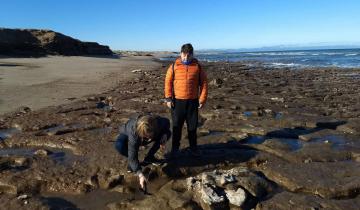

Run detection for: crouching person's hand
[[160, 134, 168, 151], [138, 173, 147, 190]]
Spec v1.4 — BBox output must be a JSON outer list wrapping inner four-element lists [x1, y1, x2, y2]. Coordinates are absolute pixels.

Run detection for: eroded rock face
[[0, 28, 113, 56]]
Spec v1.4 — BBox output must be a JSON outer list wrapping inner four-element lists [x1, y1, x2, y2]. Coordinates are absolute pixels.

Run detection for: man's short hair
[[181, 43, 194, 55]]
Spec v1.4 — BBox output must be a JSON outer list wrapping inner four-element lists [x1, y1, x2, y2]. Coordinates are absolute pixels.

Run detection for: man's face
[[180, 52, 193, 63]]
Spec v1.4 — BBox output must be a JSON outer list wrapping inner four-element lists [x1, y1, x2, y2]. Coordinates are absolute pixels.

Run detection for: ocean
[[160, 48, 360, 69]]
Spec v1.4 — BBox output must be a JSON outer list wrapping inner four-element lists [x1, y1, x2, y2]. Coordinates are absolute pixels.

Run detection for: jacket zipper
[[186, 65, 188, 97]]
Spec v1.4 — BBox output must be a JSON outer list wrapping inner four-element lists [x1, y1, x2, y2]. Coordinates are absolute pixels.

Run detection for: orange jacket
[[165, 58, 208, 104]]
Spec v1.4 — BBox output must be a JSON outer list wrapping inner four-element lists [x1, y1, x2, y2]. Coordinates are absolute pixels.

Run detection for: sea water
[[161, 48, 360, 68]]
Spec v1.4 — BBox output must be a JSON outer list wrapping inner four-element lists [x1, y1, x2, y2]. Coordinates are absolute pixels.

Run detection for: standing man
[[164, 43, 208, 157]]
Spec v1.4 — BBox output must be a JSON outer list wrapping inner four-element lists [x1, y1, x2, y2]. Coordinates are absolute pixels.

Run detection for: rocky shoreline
[[0, 59, 359, 209]]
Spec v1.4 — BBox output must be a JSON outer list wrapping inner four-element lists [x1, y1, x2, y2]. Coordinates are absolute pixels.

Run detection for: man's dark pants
[[171, 98, 198, 153]]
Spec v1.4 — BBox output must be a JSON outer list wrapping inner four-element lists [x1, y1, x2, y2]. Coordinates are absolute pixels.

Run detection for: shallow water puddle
[[244, 135, 303, 151], [0, 147, 78, 165], [37, 123, 97, 136], [41, 177, 171, 210], [274, 112, 283, 120], [0, 127, 22, 140], [242, 111, 284, 119], [244, 136, 266, 144], [244, 134, 353, 152], [243, 111, 253, 117], [310, 135, 351, 149], [42, 190, 130, 210]]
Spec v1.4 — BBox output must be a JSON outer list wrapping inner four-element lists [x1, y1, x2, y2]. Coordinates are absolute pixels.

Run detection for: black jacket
[[119, 114, 171, 174]]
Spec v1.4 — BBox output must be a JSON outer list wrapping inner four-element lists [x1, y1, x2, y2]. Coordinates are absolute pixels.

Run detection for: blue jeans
[[115, 134, 128, 157]]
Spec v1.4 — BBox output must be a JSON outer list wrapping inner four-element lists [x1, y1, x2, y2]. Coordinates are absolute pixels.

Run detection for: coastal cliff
[[0, 28, 113, 56]]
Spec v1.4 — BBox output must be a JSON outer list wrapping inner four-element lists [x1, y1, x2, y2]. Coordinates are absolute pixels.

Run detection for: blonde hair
[[136, 115, 158, 139]]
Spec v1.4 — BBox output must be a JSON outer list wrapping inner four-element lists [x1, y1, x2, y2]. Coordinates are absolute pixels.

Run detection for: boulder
[[225, 188, 246, 207], [198, 184, 227, 210]]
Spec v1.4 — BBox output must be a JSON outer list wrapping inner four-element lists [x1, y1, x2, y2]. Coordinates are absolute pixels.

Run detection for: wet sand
[[0, 55, 161, 114]]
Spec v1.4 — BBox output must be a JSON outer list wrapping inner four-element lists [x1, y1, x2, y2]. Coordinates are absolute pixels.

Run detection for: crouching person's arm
[[128, 136, 147, 189]]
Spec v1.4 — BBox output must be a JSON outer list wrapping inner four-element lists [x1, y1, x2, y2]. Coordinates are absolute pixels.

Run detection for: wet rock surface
[[256, 191, 360, 210], [0, 61, 359, 209]]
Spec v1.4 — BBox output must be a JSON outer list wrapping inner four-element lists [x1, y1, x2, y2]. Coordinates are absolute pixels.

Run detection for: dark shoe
[[143, 156, 163, 166], [127, 165, 133, 173]]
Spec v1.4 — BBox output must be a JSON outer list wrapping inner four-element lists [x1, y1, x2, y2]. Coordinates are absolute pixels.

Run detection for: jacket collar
[[175, 57, 198, 65]]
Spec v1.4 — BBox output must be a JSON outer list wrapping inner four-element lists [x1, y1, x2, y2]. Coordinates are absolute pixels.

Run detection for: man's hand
[[198, 103, 204, 109], [139, 173, 147, 190], [166, 101, 173, 109]]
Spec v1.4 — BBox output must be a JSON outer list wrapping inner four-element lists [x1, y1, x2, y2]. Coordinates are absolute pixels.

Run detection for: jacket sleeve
[[199, 67, 208, 104], [164, 64, 174, 99], [127, 131, 142, 175]]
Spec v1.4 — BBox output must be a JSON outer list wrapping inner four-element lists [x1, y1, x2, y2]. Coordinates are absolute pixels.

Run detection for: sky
[[1, 0, 360, 51]]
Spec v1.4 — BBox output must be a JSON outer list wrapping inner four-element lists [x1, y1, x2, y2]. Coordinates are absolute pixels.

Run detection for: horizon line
[[114, 45, 360, 52]]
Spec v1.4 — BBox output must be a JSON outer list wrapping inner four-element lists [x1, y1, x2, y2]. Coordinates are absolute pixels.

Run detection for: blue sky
[[1, 0, 360, 51]]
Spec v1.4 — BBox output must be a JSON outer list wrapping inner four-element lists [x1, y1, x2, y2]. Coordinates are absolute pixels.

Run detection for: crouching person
[[115, 114, 171, 189]]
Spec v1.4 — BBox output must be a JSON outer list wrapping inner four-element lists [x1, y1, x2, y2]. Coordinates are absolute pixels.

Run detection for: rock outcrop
[[0, 28, 113, 56]]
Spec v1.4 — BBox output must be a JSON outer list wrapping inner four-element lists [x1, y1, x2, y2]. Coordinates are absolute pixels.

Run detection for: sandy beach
[[0, 55, 161, 114]]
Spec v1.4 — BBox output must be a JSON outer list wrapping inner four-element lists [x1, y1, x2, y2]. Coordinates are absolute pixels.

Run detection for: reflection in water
[[0, 147, 78, 165]]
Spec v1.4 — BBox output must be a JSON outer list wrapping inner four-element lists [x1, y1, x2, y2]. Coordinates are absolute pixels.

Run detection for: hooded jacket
[[165, 58, 208, 104], [119, 114, 171, 174]]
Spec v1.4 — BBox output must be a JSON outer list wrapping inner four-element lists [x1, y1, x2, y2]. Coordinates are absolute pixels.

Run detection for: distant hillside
[[0, 28, 113, 56]]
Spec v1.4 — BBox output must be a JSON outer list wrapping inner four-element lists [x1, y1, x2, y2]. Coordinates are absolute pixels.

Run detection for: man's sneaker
[[127, 165, 133, 173], [143, 157, 163, 166], [190, 149, 201, 157]]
